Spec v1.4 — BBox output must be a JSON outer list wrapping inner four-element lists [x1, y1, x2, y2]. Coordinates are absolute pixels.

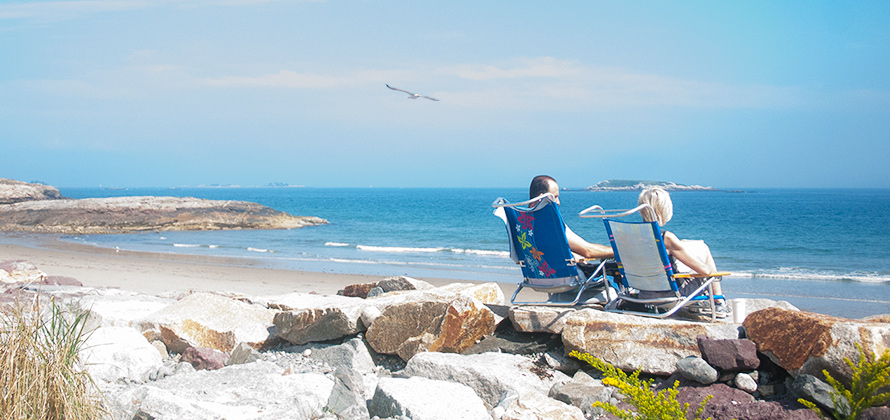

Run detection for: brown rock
[[143, 292, 277, 353], [509, 306, 577, 334], [678, 384, 819, 420], [340, 282, 379, 298], [0, 259, 47, 284], [561, 309, 739, 376], [697, 336, 760, 372], [42, 276, 83, 286], [182, 346, 229, 371], [268, 293, 367, 345], [744, 307, 890, 383], [367, 295, 497, 361]]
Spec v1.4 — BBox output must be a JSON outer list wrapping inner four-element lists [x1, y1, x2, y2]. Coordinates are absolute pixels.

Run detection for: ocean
[[59, 187, 890, 317]]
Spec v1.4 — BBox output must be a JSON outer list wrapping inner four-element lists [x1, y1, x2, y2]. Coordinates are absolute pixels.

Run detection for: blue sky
[[2, 1, 889, 189]]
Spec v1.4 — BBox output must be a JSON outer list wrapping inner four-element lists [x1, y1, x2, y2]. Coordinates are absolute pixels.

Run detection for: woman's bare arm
[[662, 231, 712, 275]]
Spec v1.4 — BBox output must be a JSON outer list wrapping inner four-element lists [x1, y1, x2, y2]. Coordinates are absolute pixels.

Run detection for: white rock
[[106, 361, 334, 420], [403, 351, 571, 409], [501, 391, 586, 420], [82, 326, 163, 383], [78, 288, 174, 328], [734, 372, 758, 393], [369, 377, 491, 420]]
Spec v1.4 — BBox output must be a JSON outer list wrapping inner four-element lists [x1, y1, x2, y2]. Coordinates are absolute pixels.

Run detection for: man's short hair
[[529, 175, 557, 199]]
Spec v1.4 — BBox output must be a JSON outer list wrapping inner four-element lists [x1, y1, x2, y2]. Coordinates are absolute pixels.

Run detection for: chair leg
[[510, 283, 526, 305], [708, 283, 716, 323]]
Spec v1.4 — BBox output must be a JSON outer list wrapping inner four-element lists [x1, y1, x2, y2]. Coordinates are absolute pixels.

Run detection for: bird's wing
[[386, 84, 414, 95], [420, 95, 440, 101]]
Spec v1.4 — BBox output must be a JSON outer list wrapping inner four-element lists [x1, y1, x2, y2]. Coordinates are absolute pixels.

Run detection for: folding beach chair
[[580, 205, 730, 322], [493, 194, 617, 306]]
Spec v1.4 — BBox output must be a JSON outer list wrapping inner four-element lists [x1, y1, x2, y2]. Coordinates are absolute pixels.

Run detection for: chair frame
[[493, 194, 614, 306], [579, 204, 729, 321]]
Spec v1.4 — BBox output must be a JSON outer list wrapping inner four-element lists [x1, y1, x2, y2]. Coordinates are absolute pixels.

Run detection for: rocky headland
[[0, 178, 63, 204], [582, 180, 720, 192], [2, 260, 888, 420], [0, 179, 326, 234]]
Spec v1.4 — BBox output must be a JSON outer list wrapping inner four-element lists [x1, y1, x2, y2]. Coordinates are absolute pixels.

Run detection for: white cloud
[[443, 57, 583, 81], [0, 0, 314, 22], [203, 70, 346, 88], [0, 1, 146, 21]]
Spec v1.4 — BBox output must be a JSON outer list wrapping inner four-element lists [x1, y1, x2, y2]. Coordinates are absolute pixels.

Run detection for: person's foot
[[688, 299, 731, 318], [713, 301, 731, 318]]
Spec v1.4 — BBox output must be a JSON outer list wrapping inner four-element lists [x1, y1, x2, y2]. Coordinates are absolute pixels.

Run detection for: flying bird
[[386, 84, 439, 101]]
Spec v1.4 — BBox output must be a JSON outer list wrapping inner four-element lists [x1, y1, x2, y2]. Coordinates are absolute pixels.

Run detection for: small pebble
[[302, 349, 312, 357]]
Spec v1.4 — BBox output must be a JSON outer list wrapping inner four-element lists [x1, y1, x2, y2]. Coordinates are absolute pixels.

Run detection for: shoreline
[[0, 233, 528, 299], [1, 233, 888, 319]]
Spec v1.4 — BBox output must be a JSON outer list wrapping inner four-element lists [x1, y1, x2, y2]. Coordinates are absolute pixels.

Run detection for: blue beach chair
[[493, 194, 617, 306], [580, 204, 730, 322]]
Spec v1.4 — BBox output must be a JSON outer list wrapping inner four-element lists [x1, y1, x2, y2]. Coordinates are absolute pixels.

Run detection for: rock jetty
[[0, 179, 326, 234], [3, 260, 889, 420]]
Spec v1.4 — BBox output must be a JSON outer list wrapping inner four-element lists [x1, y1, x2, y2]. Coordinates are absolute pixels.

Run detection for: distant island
[[580, 180, 719, 192], [0, 179, 325, 234]]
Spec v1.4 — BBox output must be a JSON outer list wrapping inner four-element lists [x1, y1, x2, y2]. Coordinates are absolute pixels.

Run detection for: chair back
[[604, 219, 678, 293], [493, 195, 583, 287]]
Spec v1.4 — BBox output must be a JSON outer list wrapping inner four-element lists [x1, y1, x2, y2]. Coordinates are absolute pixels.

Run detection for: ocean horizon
[[54, 186, 890, 317]]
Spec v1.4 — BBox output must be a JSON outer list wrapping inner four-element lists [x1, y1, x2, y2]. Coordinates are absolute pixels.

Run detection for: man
[[529, 175, 613, 260]]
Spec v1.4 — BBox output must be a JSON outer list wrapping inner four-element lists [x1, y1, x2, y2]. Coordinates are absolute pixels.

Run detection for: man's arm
[[565, 225, 614, 259]]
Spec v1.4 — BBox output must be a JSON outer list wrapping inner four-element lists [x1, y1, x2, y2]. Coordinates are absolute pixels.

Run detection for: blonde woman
[[638, 187, 729, 316]]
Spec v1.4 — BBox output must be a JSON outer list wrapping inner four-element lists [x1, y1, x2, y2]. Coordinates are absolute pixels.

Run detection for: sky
[[2, 1, 889, 189]]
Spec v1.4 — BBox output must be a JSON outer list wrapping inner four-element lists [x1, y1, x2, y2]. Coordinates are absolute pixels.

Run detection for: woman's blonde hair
[[638, 187, 673, 226]]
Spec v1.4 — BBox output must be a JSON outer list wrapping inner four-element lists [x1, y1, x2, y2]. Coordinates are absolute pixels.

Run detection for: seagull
[[386, 84, 439, 101]]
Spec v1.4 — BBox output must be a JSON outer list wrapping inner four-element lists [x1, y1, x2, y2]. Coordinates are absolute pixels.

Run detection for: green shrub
[[0, 297, 105, 420], [570, 350, 712, 420], [798, 344, 890, 420]]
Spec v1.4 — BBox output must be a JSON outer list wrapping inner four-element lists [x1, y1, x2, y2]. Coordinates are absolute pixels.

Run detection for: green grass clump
[[0, 297, 105, 420], [798, 344, 890, 420], [570, 350, 712, 420]]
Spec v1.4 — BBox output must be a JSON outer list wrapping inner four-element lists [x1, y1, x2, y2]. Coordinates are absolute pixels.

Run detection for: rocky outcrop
[[0, 178, 62, 204], [0, 195, 326, 234], [744, 307, 890, 383]]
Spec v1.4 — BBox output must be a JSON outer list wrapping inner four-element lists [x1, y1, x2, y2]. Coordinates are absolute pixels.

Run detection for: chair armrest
[[674, 272, 731, 278]]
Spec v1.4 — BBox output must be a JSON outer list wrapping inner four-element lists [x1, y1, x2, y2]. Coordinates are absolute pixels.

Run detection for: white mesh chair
[[580, 205, 729, 321]]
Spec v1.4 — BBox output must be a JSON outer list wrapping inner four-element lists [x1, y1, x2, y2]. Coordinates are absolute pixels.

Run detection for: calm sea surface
[[59, 187, 890, 317]]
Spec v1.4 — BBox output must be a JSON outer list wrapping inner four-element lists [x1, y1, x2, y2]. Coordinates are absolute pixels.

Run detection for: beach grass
[[0, 296, 105, 420]]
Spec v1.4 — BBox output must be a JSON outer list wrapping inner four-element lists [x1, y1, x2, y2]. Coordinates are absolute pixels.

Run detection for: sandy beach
[[0, 233, 528, 300], [2, 233, 888, 319]]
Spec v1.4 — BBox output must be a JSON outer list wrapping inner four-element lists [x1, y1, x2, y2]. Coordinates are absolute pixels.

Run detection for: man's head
[[529, 175, 560, 205]]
